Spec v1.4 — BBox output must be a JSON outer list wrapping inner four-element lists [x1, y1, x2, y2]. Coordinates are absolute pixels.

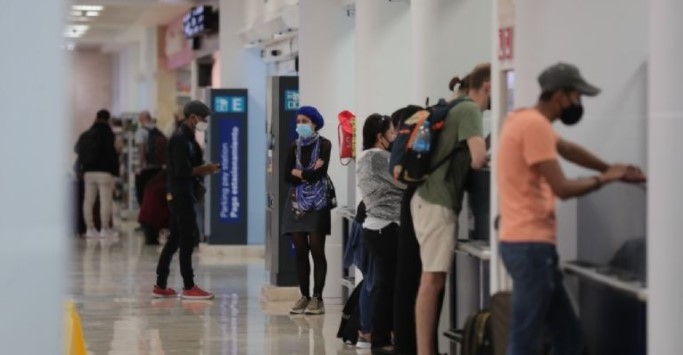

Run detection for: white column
[[220, 0, 268, 245], [299, 0, 355, 208], [411, 0, 493, 106], [354, 0, 412, 203], [648, 0, 683, 353], [299, 0, 356, 302], [410, 0, 441, 104], [0, 0, 66, 353]]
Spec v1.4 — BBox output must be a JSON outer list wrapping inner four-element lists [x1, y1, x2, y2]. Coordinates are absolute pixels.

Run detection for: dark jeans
[[363, 223, 399, 349], [141, 223, 159, 245], [393, 186, 443, 355], [156, 193, 197, 290], [500, 242, 582, 355], [136, 168, 161, 206], [359, 270, 373, 334]]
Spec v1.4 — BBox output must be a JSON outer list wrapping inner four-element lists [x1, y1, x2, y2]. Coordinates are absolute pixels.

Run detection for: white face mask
[[195, 121, 208, 132]]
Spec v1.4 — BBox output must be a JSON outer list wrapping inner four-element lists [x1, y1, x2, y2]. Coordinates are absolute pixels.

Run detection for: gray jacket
[[357, 149, 406, 222]]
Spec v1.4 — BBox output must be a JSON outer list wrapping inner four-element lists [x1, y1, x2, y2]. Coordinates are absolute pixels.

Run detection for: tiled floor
[[70, 229, 368, 355]]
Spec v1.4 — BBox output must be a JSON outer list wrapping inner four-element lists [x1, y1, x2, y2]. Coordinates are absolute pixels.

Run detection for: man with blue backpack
[[391, 63, 490, 355]]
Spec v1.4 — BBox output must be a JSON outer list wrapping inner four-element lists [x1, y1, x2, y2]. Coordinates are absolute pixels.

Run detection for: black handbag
[[325, 175, 337, 209]]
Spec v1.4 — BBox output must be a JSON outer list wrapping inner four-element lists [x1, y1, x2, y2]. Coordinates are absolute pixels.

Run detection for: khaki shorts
[[410, 193, 458, 272]]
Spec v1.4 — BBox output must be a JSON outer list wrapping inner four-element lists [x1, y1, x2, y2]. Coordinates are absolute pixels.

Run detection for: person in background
[[153, 100, 219, 300], [135, 111, 165, 206], [449, 73, 471, 100], [411, 63, 490, 355], [342, 200, 373, 348], [282, 106, 332, 316], [138, 170, 169, 245], [78, 109, 120, 239], [357, 114, 405, 354], [496, 63, 646, 355]]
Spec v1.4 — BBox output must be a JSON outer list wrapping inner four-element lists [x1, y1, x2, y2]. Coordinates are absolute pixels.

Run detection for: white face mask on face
[[195, 121, 208, 132]]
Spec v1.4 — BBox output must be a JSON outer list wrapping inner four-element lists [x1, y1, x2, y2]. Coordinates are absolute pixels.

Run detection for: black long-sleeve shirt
[[78, 122, 120, 176], [167, 124, 203, 195], [284, 137, 332, 186]]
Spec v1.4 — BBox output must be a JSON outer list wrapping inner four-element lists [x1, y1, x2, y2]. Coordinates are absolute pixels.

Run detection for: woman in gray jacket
[[357, 114, 406, 353]]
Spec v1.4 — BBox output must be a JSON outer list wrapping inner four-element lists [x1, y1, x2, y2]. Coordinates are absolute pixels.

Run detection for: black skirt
[[281, 188, 331, 235]]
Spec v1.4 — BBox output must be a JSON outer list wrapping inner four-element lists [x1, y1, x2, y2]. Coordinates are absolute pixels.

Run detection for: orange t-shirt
[[496, 108, 559, 244]]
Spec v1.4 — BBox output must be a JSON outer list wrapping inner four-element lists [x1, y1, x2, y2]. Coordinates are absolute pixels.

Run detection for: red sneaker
[[182, 285, 214, 300], [152, 285, 178, 298]]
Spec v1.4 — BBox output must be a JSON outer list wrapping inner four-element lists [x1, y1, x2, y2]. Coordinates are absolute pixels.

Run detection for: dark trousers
[[156, 193, 197, 290], [141, 223, 159, 245], [500, 242, 582, 355], [363, 223, 399, 348], [393, 186, 443, 355], [136, 168, 161, 206]]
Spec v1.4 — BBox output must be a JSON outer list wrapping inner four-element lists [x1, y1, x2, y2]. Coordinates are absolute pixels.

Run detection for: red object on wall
[[498, 26, 514, 61], [337, 110, 356, 166]]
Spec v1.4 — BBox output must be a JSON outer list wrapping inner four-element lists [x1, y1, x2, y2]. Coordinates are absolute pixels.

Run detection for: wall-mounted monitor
[[183, 6, 218, 39]]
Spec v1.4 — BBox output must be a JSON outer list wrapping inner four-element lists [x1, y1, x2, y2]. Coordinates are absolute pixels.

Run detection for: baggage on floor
[[337, 279, 364, 345], [461, 308, 494, 355], [490, 292, 511, 355]]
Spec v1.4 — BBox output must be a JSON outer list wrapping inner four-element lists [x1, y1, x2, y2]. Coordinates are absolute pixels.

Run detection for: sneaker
[[100, 229, 120, 238], [289, 296, 310, 315], [356, 332, 372, 349], [305, 296, 325, 315], [182, 285, 214, 300], [152, 285, 178, 298], [85, 228, 98, 238]]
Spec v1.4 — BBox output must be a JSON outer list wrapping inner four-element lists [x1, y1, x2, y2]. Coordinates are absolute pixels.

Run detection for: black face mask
[[560, 103, 584, 125], [487, 96, 491, 111], [382, 136, 394, 152]]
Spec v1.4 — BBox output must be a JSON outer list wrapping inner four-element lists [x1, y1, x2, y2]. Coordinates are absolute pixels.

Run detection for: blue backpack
[[389, 98, 468, 185]]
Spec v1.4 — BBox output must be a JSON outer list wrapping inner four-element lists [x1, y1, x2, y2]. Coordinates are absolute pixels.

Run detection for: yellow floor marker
[[65, 301, 87, 355]]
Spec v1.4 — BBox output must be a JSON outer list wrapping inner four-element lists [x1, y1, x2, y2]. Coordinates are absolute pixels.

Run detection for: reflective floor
[[70, 228, 367, 355]]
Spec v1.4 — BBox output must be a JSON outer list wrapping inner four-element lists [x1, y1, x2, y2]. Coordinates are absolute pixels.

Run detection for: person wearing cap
[[496, 63, 646, 355], [152, 100, 220, 300], [282, 105, 333, 315]]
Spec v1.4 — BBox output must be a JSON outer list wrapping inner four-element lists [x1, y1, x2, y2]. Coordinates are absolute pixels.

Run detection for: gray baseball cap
[[538, 63, 601, 96]]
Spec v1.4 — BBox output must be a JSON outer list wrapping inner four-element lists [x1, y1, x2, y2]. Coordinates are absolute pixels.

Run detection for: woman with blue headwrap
[[281, 105, 333, 315]]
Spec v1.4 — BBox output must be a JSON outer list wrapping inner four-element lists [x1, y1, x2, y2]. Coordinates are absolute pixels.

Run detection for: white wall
[[514, 0, 648, 261], [0, 0, 67, 352]]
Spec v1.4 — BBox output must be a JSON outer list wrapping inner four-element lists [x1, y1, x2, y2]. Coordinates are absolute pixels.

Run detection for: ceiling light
[[63, 24, 89, 38], [69, 17, 92, 22], [66, 43, 76, 51], [72, 5, 103, 12], [70, 11, 82, 16], [85, 11, 99, 17]]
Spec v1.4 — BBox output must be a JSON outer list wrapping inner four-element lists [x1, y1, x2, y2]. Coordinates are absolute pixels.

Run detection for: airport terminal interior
[[1, 0, 682, 354]]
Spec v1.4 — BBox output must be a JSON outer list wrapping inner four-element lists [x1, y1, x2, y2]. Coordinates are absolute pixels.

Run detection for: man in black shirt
[[78, 109, 120, 238], [153, 100, 219, 300]]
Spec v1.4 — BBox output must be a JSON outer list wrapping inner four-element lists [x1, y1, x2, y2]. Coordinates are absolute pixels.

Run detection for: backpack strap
[[425, 97, 468, 175]]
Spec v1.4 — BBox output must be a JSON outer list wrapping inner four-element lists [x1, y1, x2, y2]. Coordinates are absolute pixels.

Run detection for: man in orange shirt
[[496, 63, 645, 355]]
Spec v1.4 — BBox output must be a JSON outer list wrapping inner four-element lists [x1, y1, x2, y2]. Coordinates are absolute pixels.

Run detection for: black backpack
[[77, 129, 101, 168], [337, 279, 364, 345], [389, 97, 468, 185], [144, 127, 168, 166]]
